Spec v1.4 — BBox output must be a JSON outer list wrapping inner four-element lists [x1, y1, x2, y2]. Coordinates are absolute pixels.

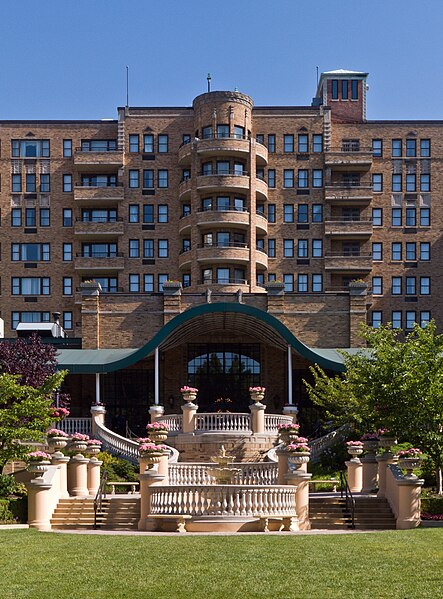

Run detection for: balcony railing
[[76, 252, 123, 258], [200, 169, 248, 177], [198, 241, 248, 249]]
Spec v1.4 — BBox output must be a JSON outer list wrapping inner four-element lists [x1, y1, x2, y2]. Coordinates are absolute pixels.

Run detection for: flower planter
[[378, 436, 397, 451], [362, 440, 379, 455], [86, 446, 101, 456], [140, 452, 163, 468], [69, 440, 88, 453], [182, 392, 197, 403], [347, 446, 364, 458], [27, 461, 51, 477], [47, 436, 68, 452], [288, 453, 310, 469], [148, 431, 168, 443], [398, 457, 422, 477], [250, 392, 265, 403]]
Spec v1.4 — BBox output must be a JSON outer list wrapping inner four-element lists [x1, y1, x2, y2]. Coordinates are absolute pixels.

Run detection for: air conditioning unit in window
[[10, 195, 22, 207]]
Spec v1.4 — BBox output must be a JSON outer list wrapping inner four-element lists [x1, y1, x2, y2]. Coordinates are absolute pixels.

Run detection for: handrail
[[326, 146, 372, 153], [93, 469, 108, 529], [340, 470, 355, 529], [197, 207, 249, 213], [75, 217, 124, 223], [199, 170, 248, 177], [198, 242, 248, 249]]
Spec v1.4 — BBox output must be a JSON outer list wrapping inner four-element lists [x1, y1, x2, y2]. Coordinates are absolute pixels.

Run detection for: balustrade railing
[[149, 485, 296, 517], [157, 414, 182, 433], [264, 414, 293, 432], [59, 418, 92, 436], [168, 462, 278, 486], [195, 412, 251, 432]]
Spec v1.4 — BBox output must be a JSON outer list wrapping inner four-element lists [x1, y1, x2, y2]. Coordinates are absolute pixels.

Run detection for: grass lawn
[[0, 529, 442, 599]]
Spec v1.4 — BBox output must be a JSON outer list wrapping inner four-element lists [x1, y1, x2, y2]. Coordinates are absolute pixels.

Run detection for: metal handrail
[[326, 146, 372, 153], [75, 217, 123, 223], [199, 170, 248, 177], [76, 147, 120, 153], [198, 207, 249, 213], [198, 242, 248, 249], [76, 252, 123, 258], [203, 279, 248, 285], [93, 470, 108, 530], [325, 217, 372, 223], [325, 183, 372, 189], [325, 252, 371, 258], [75, 182, 123, 188], [340, 470, 355, 529]]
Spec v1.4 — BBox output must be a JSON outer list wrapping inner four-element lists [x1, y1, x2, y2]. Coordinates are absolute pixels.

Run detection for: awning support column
[[154, 346, 160, 405], [287, 345, 293, 405], [95, 373, 100, 405]]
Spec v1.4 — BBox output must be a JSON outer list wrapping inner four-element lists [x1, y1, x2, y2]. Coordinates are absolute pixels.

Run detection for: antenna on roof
[[207, 73, 211, 93], [316, 66, 319, 87], [126, 66, 129, 107]]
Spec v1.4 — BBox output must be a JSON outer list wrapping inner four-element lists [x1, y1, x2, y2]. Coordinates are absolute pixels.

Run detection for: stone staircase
[[51, 496, 140, 531], [309, 496, 396, 530]]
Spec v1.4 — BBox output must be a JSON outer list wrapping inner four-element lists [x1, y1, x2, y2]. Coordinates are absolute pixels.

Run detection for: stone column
[[181, 402, 197, 433], [80, 281, 101, 349], [138, 458, 165, 531], [276, 448, 289, 485], [157, 452, 169, 485], [282, 405, 298, 423], [68, 455, 90, 497], [346, 458, 363, 493], [149, 404, 165, 423], [87, 457, 103, 497], [286, 471, 312, 530], [250, 402, 266, 434], [396, 476, 424, 529], [376, 453, 397, 498], [91, 404, 106, 436], [26, 477, 53, 531], [361, 455, 378, 493], [51, 453, 70, 499]]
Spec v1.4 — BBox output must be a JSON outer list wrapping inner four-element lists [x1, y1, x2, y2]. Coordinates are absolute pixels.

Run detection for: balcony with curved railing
[[196, 208, 250, 229], [196, 171, 250, 193], [178, 213, 192, 234], [196, 242, 250, 264], [256, 175, 269, 201], [178, 248, 193, 269], [255, 247, 268, 269], [178, 177, 192, 200], [255, 211, 268, 235]]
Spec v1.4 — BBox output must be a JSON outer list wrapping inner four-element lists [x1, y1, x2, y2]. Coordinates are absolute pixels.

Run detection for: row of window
[[279, 239, 323, 258], [372, 242, 430, 262], [372, 138, 431, 158], [372, 173, 430, 193], [129, 169, 168, 188], [261, 134, 323, 154], [372, 207, 430, 227], [11, 311, 73, 331], [372, 276, 431, 296], [371, 311, 431, 330], [129, 134, 169, 154], [331, 79, 359, 101], [281, 273, 323, 293], [282, 169, 323, 188]]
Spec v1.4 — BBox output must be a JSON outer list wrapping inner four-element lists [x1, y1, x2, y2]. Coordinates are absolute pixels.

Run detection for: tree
[[304, 322, 443, 494], [0, 335, 69, 468]]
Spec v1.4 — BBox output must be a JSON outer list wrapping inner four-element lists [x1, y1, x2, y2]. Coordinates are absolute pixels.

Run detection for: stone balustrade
[[157, 411, 293, 435], [168, 462, 278, 486]]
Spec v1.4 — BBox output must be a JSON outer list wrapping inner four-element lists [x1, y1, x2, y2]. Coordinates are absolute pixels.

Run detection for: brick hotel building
[[0, 69, 440, 432]]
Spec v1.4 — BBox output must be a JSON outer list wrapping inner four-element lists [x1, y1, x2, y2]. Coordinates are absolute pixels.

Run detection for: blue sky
[[0, 0, 442, 120]]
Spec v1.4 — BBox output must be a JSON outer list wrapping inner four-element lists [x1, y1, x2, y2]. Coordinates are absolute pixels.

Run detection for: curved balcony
[[196, 208, 249, 229], [255, 176, 268, 201], [196, 242, 250, 265], [255, 212, 268, 235], [178, 249, 192, 269], [74, 253, 125, 273], [255, 248, 268, 269], [196, 172, 250, 194], [255, 141, 268, 166], [178, 214, 192, 234], [74, 184, 124, 203], [74, 218, 125, 238], [178, 178, 192, 200]]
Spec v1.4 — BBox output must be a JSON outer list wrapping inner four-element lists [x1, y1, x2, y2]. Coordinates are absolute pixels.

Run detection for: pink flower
[[286, 443, 310, 453], [47, 428, 69, 437], [139, 443, 165, 453], [360, 433, 378, 441], [27, 451, 51, 461], [180, 386, 198, 393], [87, 439, 102, 446], [277, 423, 300, 431], [146, 422, 169, 431], [71, 432, 89, 441], [249, 386, 265, 393], [398, 448, 422, 457], [346, 440, 364, 446]]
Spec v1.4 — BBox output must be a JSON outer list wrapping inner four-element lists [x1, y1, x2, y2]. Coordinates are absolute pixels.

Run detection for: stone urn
[[362, 440, 379, 456], [146, 428, 168, 443], [347, 445, 364, 459], [378, 436, 397, 452], [27, 460, 51, 477], [140, 452, 163, 469], [250, 392, 265, 403], [86, 442, 102, 456], [47, 436, 68, 453], [287, 452, 311, 470], [398, 457, 422, 478]]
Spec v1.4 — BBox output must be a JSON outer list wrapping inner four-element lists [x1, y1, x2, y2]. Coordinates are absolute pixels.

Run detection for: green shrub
[[0, 499, 14, 523], [0, 475, 27, 499], [421, 495, 443, 515], [96, 452, 138, 488]]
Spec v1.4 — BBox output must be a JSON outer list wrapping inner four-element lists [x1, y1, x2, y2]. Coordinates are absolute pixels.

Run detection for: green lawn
[[0, 529, 442, 599]]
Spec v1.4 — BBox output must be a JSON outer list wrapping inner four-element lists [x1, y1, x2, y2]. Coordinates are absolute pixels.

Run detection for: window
[[372, 173, 383, 192], [26, 174, 36, 193], [297, 274, 308, 292], [182, 169, 191, 182], [158, 274, 169, 291], [63, 139, 72, 158], [268, 239, 276, 257], [40, 208, 50, 227], [312, 204, 323, 222], [284, 135, 294, 153], [341, 79, 348, 100], [182, 274, 191, 288], [143, 239, 154, 258], [216, 125, 229, 139], [283, 204, 294, 223], [312, 170, 323, 188], [129, 204, 139, 223], [312, 239, 322, 257], [406, 138, 416, 157], [392, 208, 402, 226], [420, 242, 430, 261], [63, 277, 72, 295], [420, 174, 430, 192], [129, 274, 140, 292], [40, 174, 50, 192], [406, 276, 416, 295], [405, 243, 416, 261], [81, 140, 117, 152], [351, 80, 358, 99], [88, 277, 118, 293], [312, 274, 323, 292], [129, 135, 139, 153], [143, 134, 154, 153], [312, 134, 323, 153], [234, 125, 245, 140], [158, 170, 168, 188], [11, 243, 50, 261], [158, 240, 168, 258], [129, 170, 139, 188], [372, 208, 382, 226], [392, 277, 402, 295], [392, 174, 402, 192], [129, 239, 139, 258], [144, 274, 154, 292], [158, 205, 168, 223], [391, 243, 402, 261], [12, 277, 50, 295], [12, 174, 21, 192], [268, 204, 276, 223], [372, 243, 382, 261], [331, 80, 339, 100], [372, 276, 383, 295], [11, 311, 50, 330], [283, 239, 294, 257], [143, 169, 154, 188], [283, 274, 293, 292], [420, 311, 431, 327], [158, 135, 168, 153], [406, 311, 416, 330], [63, 243, 72, 261], [406, 207, 416, 227], [392, 139, 402, 157], [12, 139, 49, 157], [283, 170, 294, 188], [406, 174, 416, 192], [63, 312, 73, 330], [268, 169, 275, 188], [297, 170, 308, 188], [372, 139, 383, 157], [63, 208, 72, 227], [182, 238, 191, 253], [392, 311, 402, 329], [11, 208, 21, 227], [297, 204, 308, 223], [143, 205, 154, 224], [420, 277, 430, 295], [63, 174, 72, 192], [256, 134, 264, 145], [371, 311, 382, 328], [297, 239, 308, 258], [182, 204, 191, 217], [420, 139, 430, 157], [298, 134, 308, 153], [420, 208, 430, 226], [25, 208, 36, 226], [82, 175, 116, 188], [268, 134, 275, 153], [82, 242, 117, 258]]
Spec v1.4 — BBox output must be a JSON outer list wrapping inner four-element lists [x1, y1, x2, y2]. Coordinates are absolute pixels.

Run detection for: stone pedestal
[[396, 477, 425, 529], [149, 404, 165, 423], [377, 453, 397, 498], [181, 402, 197, 433], [26, 477, 53, 531], [276, 449, 289, 485], [361, 455, 378, 493], [282, 405, 298, 423], [286, 471, 312, 530], [138, 458, 165, 530], [51, 453, 70, 499], [68, 455, 90, 497], [157, 452, 169, 484], [87, 457, 103, 497], [250, 402, 266, 434], [346, 459, 363, 493]]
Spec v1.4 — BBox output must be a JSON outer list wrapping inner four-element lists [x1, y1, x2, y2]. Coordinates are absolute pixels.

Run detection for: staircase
[[51, 496, 140, 531], [309, 496, 396, 530]]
